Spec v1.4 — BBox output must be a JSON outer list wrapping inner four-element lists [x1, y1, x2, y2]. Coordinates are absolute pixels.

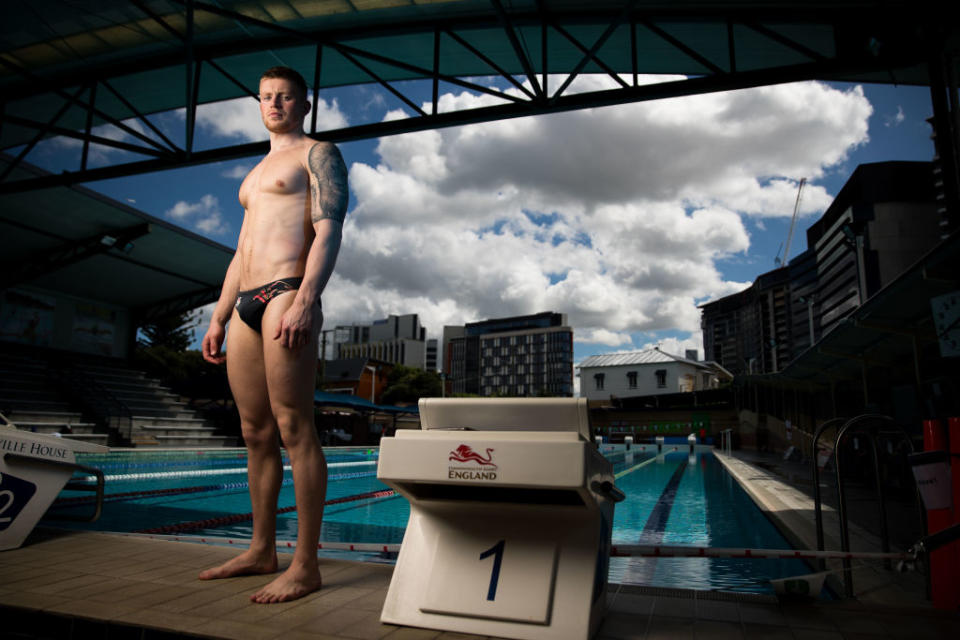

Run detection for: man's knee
[[273, 408, 316, 447], [242, 421, 280, 450]]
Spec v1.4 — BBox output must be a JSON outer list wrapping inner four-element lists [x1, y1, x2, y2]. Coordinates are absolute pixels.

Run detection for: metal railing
[[47, 360, 133, 445], [810, 414, 925, 597]]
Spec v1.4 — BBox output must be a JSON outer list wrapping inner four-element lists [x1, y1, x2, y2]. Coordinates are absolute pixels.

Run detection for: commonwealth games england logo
[[448, 444, 498, 480]]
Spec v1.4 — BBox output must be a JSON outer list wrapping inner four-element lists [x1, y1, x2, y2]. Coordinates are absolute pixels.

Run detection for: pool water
[[606, 447, 812, 593], [51, 445, 815, 595]]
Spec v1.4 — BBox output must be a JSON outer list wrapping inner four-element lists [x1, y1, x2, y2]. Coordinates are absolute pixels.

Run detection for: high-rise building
[[447, 311, 574, 397], [336, 314, 428, 369], [702, 161, 940, 376]]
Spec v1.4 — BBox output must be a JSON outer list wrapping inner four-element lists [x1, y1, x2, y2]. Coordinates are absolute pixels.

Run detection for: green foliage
[[138, 310, 199, 351], [382, 365, 443, 405]]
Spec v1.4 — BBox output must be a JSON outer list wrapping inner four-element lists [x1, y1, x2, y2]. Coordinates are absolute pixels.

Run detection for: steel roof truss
[[311, 44, 322, 134], [433, 28, 440, 116], [490, 0, 544, 100], [98, 79, 182, 154], [136, 285, 220, 324], [81, 83, 96, 171], [1, 114, 170, 159], [0, 222, 151, 290], [726, 19, 737, 73], [743, 20, 826, 63], [337, 46, 427, 116], [130, 0, 187, 43], [185, 0, 198, 157], [443, 28, 536, 100], [0, 83, 86, 184], [0, 56, 177, 157], [337, 40, 525, 106], [547, 0, 636, 102], [638, 19, 726, 75]]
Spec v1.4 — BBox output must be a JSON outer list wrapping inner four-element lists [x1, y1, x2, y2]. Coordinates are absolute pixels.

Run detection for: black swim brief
[[235, 277, 303, 334]]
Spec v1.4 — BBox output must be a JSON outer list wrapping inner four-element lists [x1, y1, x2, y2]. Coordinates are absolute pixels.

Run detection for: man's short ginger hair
[[259, 66, 308, 100]]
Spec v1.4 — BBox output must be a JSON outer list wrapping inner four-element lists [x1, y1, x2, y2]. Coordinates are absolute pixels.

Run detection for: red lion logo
[[449, 444, 496, 467]]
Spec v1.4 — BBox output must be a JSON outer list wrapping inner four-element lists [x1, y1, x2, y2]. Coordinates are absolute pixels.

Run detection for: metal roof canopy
[[1, 0, 955, 193], [314, 390, 419, 415], [0, 153, 233, 321]]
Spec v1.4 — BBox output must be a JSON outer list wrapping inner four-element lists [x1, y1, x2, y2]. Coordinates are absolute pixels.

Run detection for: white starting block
[[378, 398, 623, 640], [1, 421, 107, 551]]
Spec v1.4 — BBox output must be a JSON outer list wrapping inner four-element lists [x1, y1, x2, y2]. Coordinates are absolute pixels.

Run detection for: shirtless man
[[200, 66, 347, 604]]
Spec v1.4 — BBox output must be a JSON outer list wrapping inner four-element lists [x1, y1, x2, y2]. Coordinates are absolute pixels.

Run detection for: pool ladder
[[810, 414, 925, 598]]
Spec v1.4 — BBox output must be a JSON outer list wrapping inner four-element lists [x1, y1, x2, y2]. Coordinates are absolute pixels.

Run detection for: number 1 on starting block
[[422, 527, 558, 624]]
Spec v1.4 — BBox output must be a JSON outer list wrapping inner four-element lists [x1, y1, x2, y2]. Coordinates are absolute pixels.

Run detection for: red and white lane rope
[[609, 544, 913, 561], [110, 532, 914, 563], [80, 459, 377, 483], [116, 532, 401, 554], [133, 488, 396, 534]]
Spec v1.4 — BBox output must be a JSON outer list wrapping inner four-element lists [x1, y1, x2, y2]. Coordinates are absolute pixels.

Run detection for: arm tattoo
[[308, 142, 349, 224]]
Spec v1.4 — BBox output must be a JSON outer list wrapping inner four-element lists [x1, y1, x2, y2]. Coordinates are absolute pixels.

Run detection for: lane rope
[[79, 459, 376, 483], [110, 533, 914, 563], [133, 488, 396, 534], [51, 470, 380, 507]]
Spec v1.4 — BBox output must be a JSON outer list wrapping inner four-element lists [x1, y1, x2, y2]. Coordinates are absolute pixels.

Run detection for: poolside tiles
[[1, 528, 959, 640]]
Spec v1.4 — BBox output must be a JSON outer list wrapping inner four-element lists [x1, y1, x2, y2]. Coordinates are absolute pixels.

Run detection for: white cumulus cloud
[[165, 194, 230, 236], [321, 76, 872, 350], [193, 96, 348, 142]]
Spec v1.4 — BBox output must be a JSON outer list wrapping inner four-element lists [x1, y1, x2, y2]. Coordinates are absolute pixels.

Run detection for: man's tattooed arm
[[308, 142, 348, 224]]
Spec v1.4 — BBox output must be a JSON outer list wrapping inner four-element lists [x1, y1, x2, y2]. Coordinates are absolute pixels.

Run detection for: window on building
[[627, 371, 637, 389], [594, 373, 605, 390], [655, 369, 667, 388]]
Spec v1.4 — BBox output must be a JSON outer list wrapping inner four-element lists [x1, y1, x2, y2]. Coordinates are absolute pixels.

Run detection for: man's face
[[258, 77, 308, 134]]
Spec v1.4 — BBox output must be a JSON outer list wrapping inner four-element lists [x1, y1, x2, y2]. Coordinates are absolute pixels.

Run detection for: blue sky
[[23, 75, 937, 367]]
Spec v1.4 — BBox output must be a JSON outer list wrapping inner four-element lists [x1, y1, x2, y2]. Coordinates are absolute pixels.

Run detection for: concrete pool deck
[[2, 451, 959, 639]]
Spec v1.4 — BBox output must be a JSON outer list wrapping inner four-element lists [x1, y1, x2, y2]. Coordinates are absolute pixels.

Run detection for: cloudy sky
[[29, 73, 936, 369]]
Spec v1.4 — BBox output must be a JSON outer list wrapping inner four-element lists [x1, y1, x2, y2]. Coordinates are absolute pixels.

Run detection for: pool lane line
[[54, 470, 379, 507], [81, 459, 376, 482], [614, 455, 658, 480], [639, 459, 689, 544], [134, 488, 397, 534]]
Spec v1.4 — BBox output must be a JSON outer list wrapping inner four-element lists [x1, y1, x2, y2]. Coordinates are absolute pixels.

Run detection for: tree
[[382, 365, 443, 405], [138, 310, 199, 351]]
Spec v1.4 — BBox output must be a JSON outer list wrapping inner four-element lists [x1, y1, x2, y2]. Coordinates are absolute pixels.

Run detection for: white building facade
[[577, 349, 730, 402]]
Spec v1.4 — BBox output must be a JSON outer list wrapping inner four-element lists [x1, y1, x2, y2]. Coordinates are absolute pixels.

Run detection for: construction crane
[[776, 177, 806, 267]]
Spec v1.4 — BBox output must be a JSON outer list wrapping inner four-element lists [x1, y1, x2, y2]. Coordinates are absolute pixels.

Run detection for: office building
[[447, 311, 574, 397], [702, 161, 940, 375], [336, 313, 428, 369]]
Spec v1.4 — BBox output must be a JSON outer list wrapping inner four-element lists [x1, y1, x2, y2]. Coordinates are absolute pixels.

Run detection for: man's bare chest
[[239, 153, 309, 209]]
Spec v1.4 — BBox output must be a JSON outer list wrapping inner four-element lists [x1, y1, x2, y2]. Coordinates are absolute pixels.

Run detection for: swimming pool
[[48, 445, 813, 595]]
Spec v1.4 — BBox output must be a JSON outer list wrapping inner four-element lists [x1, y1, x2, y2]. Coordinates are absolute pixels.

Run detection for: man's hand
[[275, 298, 323, 350], [202, 323, 227, 364]]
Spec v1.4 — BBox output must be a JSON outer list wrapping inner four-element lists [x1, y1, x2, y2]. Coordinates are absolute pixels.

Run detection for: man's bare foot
[[198, 549, 278, 580], [250, 563, 322, 604]]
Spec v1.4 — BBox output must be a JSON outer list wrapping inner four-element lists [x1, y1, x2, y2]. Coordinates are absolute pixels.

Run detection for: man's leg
[[199, 311, 282, 580], [249, 294, 327, 603]]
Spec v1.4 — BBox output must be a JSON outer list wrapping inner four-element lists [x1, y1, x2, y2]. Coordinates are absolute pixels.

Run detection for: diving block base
[[0, 428, 107, 551]]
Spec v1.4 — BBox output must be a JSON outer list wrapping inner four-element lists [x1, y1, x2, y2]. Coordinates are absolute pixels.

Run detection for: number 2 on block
[[479, 539, 505, 601]]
